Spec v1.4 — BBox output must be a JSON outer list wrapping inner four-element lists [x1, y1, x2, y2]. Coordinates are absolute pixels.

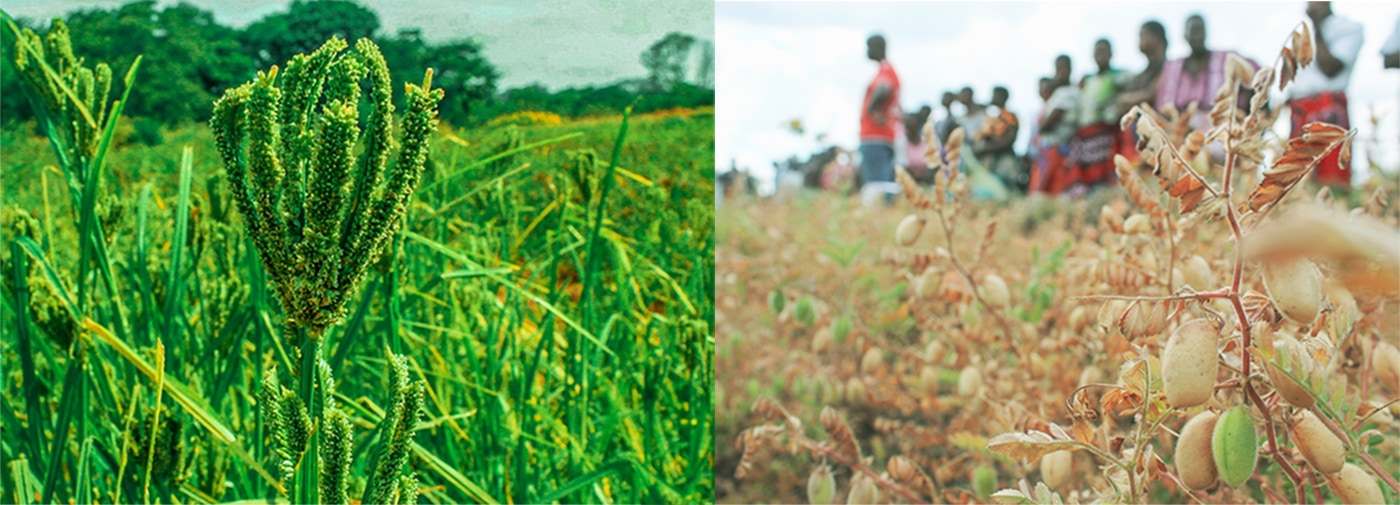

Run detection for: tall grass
[[1, 14, 714, 504]]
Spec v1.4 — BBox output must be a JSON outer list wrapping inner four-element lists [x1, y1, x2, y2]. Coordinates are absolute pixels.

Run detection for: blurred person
[[957, 86, 988, 140], [858, 34, 902, 205], [1024, 77, 1054, 178], [934, 91, 958, 145], [1118, 21, 1168, 115], [1071, 38, 1123, 191], [1156, 14, 1259, 134], [1287, 1, 1363, 188], [974, 86, 1024, 192], [1031, 55, 1080, 195], [1116, 20, 1168, 168], [901, 106, 936, 184]]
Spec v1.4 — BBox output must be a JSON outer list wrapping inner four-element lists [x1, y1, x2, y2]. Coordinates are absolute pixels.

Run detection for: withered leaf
[[1167, 174, 1208, 213], [1279, 48, 1297, 91], [1245, 123, 1348, 212], [1071, 418, 1096, 446], [987, 423, 1083, 461]]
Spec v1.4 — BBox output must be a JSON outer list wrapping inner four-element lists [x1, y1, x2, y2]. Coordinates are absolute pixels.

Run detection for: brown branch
[[1223, 132, 1309, 497]]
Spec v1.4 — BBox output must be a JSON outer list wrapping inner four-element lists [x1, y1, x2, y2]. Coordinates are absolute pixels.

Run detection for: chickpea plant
[[985, 22, 1398, 504], [731, 21, 1398, 505]]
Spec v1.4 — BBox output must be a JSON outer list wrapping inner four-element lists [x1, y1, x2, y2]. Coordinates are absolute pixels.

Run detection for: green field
[[0, 45, 715, 504]]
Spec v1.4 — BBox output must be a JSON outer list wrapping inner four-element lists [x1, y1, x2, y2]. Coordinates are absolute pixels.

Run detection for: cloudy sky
[[718, 2, 1400, 191], [4, 0, 714, 90]]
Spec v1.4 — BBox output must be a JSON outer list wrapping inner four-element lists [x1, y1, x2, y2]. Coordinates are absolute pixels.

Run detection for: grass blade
[[82, 319, 283, 488], [7, 242, 49, 467], [422, 132, 583, 192], [163, 147, 194, 359], [403, 230, 614, 357], [535, 460, 629, 504], [39, 343, 85, 504]]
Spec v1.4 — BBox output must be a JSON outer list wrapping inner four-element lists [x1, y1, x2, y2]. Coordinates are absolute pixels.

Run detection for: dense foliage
[[0, 0, 713, 130]]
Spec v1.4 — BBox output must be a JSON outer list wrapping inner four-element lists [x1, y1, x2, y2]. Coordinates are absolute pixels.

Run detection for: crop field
[[0, 19, 714, 505], [719, 170, 1400, 504], [718, 27, 1400, 505]]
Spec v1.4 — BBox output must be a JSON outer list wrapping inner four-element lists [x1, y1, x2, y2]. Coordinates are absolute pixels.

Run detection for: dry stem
[[934, 207, 1017, 345]]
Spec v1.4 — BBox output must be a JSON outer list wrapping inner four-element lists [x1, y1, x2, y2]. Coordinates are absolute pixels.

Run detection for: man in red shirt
[[859, 34, 901, 204]]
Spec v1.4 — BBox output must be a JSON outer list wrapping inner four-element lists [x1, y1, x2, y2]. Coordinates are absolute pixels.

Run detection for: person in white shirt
[[1287, 1, 1363, 188], [1032, 55, 1081, 195]]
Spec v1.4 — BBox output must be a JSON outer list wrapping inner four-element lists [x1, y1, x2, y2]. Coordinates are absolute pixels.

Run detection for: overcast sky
[[718, 1, 1400, 192], [4, 0, 713, 90]]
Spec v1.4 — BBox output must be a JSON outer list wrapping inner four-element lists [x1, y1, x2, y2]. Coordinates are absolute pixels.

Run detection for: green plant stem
[[296, 331, 321, 505]]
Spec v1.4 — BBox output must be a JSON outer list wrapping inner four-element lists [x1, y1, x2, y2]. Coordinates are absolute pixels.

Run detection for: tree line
[[1, 0, 714, 132]]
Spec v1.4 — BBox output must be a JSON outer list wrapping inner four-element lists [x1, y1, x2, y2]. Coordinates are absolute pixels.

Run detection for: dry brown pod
[[957, 365, 983, 398], [896, 214, 925, 246], [860, 347, 884, 376], [1078, 365, 1103, 387], [923, 339, 946, 364], [913, 271, 939, 300], [846, 473, 879, 505], [1124, 213, 1152, 235], [1262, 258, 1323, 325], [919, 366, 940, 396], [1040, 449, 1073, 490], [1162, 319, 1220, 408], [1292, 410, 1344, 475], [1372, 342, 1400, 395], [845, 377, 868, 405], [1182, 255, 1213, 290], [1267, 337, 1316, 409], [811, 327, 834, 355], [1176, 410, 1220, 490], [1325, 463, 1383, 505], [979, 274, 1010, 308]]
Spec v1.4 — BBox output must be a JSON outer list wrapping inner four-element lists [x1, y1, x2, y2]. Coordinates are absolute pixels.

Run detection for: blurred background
[[717, 1, 1400, 195], [3, 0, 715, 129]]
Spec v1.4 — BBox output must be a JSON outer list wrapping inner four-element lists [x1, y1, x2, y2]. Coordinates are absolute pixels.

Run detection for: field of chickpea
[[1, 20, 714, 505], [719, 169, 1400, 504], [718, 26, 1400, 505]]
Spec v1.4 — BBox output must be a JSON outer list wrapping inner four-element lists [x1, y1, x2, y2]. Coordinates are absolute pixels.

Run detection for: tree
[[694, 39, 714, 90], [640, 32, 696, 92], [34, 1, 251, 124], [242, 0, 379, 71], [421, 39, 498, 125], [376, 28, 497, 127]]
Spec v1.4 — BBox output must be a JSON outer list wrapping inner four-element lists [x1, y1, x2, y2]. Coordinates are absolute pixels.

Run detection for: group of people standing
[[857, 2, 1384, 205]]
